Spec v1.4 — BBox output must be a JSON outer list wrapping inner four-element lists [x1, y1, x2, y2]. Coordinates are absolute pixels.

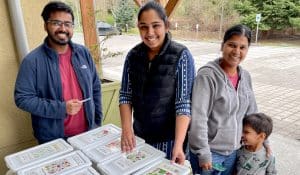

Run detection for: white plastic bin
[[65, 167, 100, 175], [17, 150, 91, 175], [83, 134, 145, 163], [5, 138, 73, 172], [67, 124, 121, 150], [5, 170, 15, 175], [96, 144, 165, 175], [133, 158, 190, 175]]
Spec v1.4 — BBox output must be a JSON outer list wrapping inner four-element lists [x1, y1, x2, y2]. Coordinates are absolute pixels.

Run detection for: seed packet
[[212, 163, 226, 172]]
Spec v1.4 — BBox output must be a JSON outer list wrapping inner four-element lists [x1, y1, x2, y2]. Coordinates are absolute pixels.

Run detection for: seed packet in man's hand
[[80, 97, 91, 103]]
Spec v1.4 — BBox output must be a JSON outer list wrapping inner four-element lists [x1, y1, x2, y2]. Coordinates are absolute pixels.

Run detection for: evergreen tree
[[113, 0, 136, 31], [234, 0, 300, 30]]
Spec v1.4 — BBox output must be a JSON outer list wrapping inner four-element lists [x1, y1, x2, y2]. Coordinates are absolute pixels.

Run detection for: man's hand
[[66, 99, 82, 115]]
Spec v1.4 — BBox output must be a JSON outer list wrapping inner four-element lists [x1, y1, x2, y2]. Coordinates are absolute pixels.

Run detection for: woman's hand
[[171, 115, 190, 165], [265, 144, 272, 157], [200, 162, 212, 171], [121, 128, 136, 153], [171, 144, 185, 165], [119, 104, 135, 152]]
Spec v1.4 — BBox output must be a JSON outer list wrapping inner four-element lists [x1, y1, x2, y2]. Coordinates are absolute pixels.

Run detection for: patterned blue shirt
[[119, 49, 195, 116]]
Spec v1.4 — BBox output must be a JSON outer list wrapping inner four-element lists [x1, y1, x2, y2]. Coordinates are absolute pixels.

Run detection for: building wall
[[0, 0, 48, 174], [22, 0, 48, 49]]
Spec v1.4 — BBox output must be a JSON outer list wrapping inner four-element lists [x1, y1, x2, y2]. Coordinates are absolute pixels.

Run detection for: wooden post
[[164, 0, 182, 18], [133, 0, 143, 7], [79, 0, 103, 78]]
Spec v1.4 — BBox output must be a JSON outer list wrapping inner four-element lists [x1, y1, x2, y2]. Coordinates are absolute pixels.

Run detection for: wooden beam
[[164, 0, 182, 18], [133, 0, 143, 7], [133, 0, 181, 18], [155, 0, 168, 7], [79, 0, 102, 77]]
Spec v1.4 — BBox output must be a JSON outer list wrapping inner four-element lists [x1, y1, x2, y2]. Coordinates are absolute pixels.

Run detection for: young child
[[236, 113, 277, 175]]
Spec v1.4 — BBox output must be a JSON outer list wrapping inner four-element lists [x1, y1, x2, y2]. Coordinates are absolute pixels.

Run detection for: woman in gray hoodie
[[189, 24, 258, 175]]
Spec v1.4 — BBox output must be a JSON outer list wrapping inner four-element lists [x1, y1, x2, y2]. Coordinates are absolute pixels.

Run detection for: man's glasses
[[47, 20, 74, 28]]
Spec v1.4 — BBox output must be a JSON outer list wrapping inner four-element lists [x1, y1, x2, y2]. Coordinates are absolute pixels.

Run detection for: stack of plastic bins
[[67, 124, 121, 150], [133, 158, 191, 175], [17, 150, 91, 175], [82, 134, 145, 165], [64, 166, 100, 175], [6, 166, 100, 175], [5, 139, 73, 174], [96, 144, 166, 175]]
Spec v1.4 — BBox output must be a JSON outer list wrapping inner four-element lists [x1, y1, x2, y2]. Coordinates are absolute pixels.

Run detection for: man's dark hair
[[41, 1, 74, 22], [243, 113, 273, 139]]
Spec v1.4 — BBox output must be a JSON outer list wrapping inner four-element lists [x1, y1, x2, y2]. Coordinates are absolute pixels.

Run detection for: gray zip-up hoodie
[[189, 58, 258, 164]]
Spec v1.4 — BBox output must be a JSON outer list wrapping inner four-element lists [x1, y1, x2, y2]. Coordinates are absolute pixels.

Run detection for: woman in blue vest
[[119, 1, 195, 164]]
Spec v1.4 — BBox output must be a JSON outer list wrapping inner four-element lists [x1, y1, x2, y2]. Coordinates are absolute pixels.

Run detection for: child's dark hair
[[243, 113, 273, 139], [137, 1, 168, 25], [223, 24, 252, 46], [41, 1, 74, 22]]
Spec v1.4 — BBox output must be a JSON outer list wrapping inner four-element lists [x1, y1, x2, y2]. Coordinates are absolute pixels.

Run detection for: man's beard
[[48, 30, 71, 45]]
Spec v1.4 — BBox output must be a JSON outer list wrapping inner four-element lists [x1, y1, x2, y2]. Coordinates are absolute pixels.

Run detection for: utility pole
[[218, 0, 224, 40], [255, 14, 261, 44], [74, 0, 81, 29]]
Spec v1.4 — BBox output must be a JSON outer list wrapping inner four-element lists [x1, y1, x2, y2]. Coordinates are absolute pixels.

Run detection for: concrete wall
[[0, 0, 48, 174]]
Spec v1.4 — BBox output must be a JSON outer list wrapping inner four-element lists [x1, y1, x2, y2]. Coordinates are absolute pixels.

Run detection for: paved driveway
[[73, 33, 300, 174], [98, 35, 300, 141]]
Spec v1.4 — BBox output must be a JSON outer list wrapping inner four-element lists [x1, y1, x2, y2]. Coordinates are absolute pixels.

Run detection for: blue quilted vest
[[127, 34, 186, 143]]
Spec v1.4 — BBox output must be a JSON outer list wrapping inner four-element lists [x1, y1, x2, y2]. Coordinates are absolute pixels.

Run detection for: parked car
[[97, 21, 122, 36]]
